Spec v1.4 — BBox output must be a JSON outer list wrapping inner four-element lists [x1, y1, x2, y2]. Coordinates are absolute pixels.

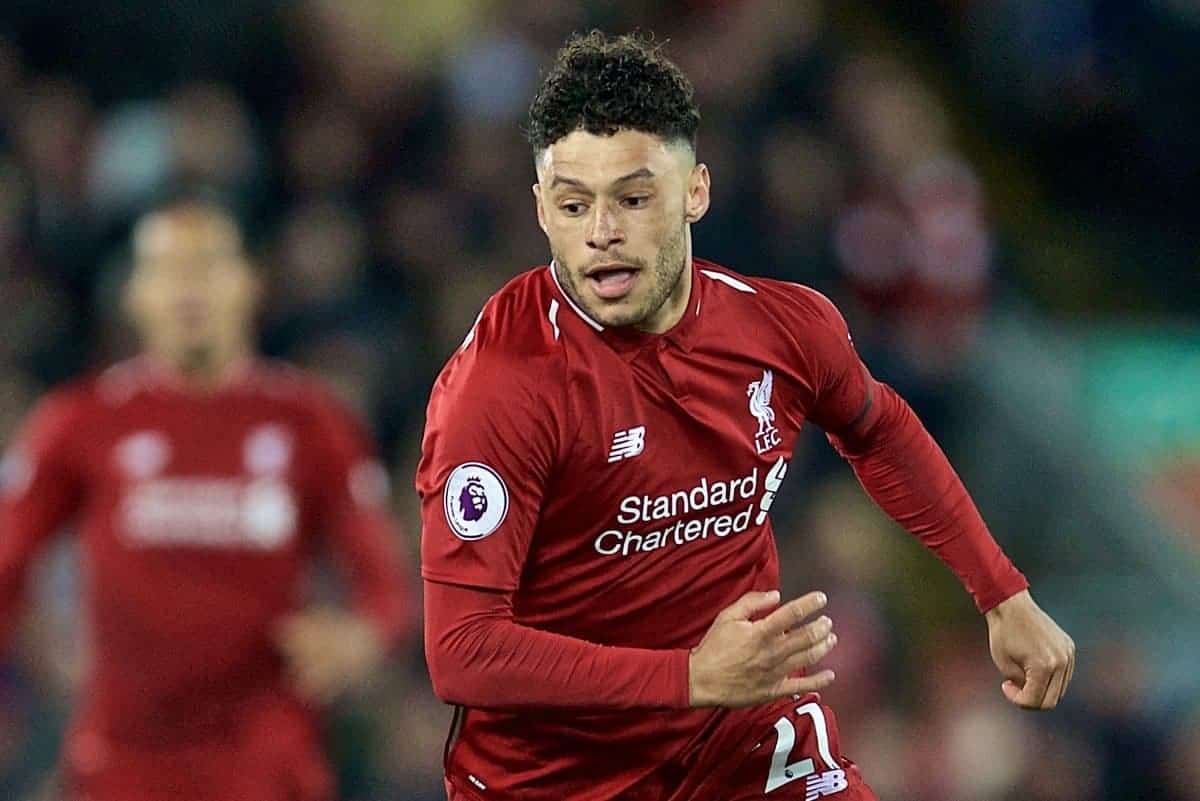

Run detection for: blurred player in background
[[418, 32, 1075, 801], [0, 197, 412, 801]]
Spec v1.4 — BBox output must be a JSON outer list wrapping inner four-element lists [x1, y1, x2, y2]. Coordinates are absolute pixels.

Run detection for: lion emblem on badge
[[458, 476, 489, 522]]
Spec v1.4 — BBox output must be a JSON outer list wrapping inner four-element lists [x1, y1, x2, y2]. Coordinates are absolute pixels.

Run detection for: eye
[[622, 195, 650, 209], [560, 201, 588, 216]]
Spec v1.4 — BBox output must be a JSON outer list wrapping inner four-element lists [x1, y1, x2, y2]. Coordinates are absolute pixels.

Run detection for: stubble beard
[[555, 221, 689, 329]]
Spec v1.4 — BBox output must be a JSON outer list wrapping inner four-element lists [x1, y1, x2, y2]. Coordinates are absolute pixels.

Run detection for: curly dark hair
[[526, 31, 700, 153]]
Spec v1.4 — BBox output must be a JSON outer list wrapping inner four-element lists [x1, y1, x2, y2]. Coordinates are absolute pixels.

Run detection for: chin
[[588, 301, 645, 328]]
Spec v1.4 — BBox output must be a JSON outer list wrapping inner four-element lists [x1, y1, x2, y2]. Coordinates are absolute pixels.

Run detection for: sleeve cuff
[[974, 568, 1030, 614]]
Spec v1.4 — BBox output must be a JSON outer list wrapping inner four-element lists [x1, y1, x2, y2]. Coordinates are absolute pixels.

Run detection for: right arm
[[425, 580, 837, 710], [417, 321, 835, 711], [417, 337, 686, 709], [0, 390, 86, 649], [425, 580, 690, 709]]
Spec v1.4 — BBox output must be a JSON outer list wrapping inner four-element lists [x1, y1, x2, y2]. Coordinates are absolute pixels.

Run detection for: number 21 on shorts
[[765, 702, 849, 797]]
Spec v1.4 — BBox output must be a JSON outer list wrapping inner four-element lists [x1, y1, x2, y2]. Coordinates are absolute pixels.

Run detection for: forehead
[[135, 210, 241, 260], [538, 129, 688, 186]]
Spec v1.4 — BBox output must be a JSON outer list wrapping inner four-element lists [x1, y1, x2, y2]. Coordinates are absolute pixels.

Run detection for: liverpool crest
[[747, 369, 781, 455]]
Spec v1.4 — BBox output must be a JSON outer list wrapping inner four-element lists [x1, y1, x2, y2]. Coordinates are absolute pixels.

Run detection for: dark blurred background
[[0, 1, 1198, 799]]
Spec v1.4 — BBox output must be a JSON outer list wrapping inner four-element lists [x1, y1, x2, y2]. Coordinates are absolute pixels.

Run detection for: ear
[[533, 183, 548, 234], [685, 163, 711, 224]]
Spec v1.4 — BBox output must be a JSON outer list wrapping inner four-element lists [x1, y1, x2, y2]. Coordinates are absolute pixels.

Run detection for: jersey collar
[[548, 260, 704, 356], [140, 354, 256, 395]]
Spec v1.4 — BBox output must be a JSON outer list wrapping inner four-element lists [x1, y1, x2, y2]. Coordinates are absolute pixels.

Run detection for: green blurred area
[[1079, 330, 1200, 468]]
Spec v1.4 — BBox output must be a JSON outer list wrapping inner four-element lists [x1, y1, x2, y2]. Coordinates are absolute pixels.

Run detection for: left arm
[[316, 456, 413, 649], [824, 378, 1027, 614], [798, 288, 1075, 709], [827, 380, 1075, 709], [277, 400, 414, 703]]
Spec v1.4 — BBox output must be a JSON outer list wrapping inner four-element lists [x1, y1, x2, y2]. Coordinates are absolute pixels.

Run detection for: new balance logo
[[608, 426, 646, 463], [805, 769, 848, 801]]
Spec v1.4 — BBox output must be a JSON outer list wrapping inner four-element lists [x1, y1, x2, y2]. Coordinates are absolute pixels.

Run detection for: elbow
[[423, 581, 512, 707], [425, 627, 486, 706], [829, 381, 913, 457], [425, 646, 462, 704]]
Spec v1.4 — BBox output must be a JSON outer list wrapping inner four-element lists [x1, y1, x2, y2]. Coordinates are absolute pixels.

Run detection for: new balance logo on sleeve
[[608, 426, 646, 463]]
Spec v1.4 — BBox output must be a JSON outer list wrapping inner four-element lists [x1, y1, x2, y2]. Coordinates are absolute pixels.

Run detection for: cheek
[[548, 212, 586, 232], [636, 204, 681, 237], [544, 218, 583, 251], [220, 290, 253, 322], [146, 294, 181, 328]]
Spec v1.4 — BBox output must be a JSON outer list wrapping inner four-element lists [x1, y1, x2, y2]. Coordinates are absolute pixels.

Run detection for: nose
[[586, 205, 624, 251]]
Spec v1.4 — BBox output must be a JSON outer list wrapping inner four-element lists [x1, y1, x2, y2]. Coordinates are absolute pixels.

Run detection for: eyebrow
[[549, 167, 657, 191]]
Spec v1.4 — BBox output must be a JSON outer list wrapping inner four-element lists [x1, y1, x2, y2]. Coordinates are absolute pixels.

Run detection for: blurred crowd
[[0, 1, 1196, 799]]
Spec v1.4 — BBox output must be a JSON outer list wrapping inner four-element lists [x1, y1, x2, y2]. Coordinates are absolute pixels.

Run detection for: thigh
[[722, 698, 877, 801]]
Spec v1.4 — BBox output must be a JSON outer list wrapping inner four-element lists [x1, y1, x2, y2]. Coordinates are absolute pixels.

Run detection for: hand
[[689, 590, 837, 708], [276, 607, 387, 704], [986, 589, 1076, 710]]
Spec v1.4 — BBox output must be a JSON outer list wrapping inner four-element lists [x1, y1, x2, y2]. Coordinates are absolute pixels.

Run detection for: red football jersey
[[0, 358, 410, 791], [418, 259, 1025, 800]]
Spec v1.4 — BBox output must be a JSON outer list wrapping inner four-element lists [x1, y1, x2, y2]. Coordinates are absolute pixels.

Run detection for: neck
[[154, 341, 252, 391]]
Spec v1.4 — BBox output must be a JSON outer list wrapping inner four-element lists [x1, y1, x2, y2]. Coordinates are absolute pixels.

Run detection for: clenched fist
[[987, 590, 1076, 710]]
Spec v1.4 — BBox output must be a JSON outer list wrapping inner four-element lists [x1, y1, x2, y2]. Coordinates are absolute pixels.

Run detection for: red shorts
[[673, 695, 876, 801], [446, 695, 875, 801], [62, 699, 335, 801]]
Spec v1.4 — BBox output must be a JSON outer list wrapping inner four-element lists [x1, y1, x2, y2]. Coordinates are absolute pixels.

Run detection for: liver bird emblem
[[747, 369, 775, 436]]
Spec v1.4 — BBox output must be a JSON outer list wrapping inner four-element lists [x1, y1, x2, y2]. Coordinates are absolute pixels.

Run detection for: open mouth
[[586, 263, 640, 300]]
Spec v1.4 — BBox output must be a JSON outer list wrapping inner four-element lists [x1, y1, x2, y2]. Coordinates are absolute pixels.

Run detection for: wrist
[[686, 647, 699, 707], [985, 588, 1032, 623]]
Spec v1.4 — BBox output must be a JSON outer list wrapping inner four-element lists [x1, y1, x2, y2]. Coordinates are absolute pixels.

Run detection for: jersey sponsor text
[[595, 461, 787, 557]]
